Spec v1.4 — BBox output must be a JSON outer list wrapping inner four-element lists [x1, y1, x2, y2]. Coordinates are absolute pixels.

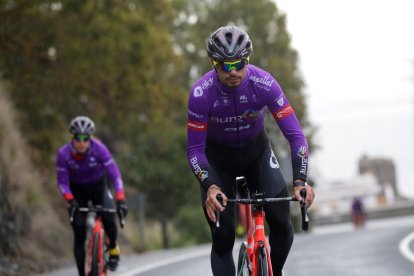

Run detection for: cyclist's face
[[73, 139, 90, 153], [213, 59, 247, 88], [72, 135, 91, 153]]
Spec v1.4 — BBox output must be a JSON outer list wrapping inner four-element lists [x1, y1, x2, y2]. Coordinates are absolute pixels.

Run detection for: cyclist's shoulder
[[89, 139, 116, 163], [89, 138, 109, 154], [190, 70, 217, 98], [57, 142, 71, 156]]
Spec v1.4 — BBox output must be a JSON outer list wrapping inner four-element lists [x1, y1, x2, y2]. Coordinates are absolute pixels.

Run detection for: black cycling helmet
[[69, 116, 95, 135], [207, 26, 253, 61]]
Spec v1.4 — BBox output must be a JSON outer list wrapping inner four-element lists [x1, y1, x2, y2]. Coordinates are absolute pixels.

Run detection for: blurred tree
[[1, 0, 180, 157], [0, 0, 195, 249]]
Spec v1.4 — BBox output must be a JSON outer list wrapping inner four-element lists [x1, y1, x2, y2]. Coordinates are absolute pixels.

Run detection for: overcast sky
[[274, 0, 414, 197]]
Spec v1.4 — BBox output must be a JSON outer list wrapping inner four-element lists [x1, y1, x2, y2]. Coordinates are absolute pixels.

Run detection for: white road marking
[[399, 231, 414, 263], [117, 248, 211, 276]]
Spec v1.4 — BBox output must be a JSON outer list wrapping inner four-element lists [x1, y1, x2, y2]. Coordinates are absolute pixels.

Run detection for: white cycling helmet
[[69, 116, 96, 135]]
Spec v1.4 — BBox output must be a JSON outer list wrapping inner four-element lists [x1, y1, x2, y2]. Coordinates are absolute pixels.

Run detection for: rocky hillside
[[0, 85, 71, 275]]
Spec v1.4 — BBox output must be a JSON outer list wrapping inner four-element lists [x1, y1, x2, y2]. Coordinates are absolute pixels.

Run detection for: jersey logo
[[242, 109, 260, 121], [197, 170, 209, 181], [224, 124, 251, 132], [297, 146, 308, 158], [240, 95, 248, 103], [193, 86, 203, 97], [188, 109, 204, 119], [277, 96, 284, 106], [269, 150, 280, 169], [188, 121, 207, 131], [222, 97, 230, 105], [190, 157, 209, 181], [273, 104, 294, 121]]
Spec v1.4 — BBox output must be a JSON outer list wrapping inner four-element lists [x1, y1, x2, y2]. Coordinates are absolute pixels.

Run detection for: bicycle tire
[[257, 245, 270, 276], [89, 232, 100, 276], [237, 242, 250, 276]]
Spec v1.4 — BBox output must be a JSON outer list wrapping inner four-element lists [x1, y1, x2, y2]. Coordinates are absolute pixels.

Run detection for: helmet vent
[[225, 32, 233, 44]]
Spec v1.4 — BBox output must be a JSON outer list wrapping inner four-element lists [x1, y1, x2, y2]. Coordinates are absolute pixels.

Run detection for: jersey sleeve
[[265, 80, 309, 181], [97, 141, 125, 201], [56, 150, 73, 201], [187, 87, 219, 191]]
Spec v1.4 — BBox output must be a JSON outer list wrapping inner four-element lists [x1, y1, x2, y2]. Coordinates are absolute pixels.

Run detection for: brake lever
[[215, 194, 223, 228]]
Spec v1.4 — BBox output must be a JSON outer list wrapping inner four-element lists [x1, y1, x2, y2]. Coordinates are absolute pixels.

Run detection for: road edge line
[[399, 231, 414, 263], [117, 248, 211, 276]]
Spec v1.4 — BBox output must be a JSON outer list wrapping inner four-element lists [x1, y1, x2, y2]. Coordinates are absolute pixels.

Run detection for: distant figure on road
[[351, 196, 366, 228]]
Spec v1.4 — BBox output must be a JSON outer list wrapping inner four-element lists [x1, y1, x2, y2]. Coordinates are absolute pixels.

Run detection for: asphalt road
[[42, 215, 414, 276]]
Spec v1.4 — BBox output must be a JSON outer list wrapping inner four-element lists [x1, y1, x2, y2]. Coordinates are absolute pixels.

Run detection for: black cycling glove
[[117, 200, 128, 219], [67, 199, 78, 222]]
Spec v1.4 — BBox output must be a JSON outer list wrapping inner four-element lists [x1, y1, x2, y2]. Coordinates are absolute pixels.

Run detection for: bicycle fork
[[250, 209, 273, 276]]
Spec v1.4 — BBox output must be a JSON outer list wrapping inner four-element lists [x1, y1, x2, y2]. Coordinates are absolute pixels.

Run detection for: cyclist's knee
[[267, 207, 293, 240], [102, 212, 116, 227], [212, 228, 235, 256], [73, 227, 87, 246]]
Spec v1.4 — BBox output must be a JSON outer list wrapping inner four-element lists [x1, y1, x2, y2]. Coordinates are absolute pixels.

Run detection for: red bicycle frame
[[70, 204, 124, 276], [217, 178, 309, 276], [243, 205, 273, 276], [85, 215, 106, 275]]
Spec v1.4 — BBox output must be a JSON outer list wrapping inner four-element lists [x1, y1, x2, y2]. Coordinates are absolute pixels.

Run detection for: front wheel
[[257, 245, 270, 276], [237, 242, 250, 276]]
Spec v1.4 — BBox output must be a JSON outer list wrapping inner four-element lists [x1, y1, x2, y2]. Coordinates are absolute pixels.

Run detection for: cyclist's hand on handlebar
[[67, 199, 78, 222], [293, 181, 315, 207], [117, 200, 128, 219], [205, 185, 227, 223]]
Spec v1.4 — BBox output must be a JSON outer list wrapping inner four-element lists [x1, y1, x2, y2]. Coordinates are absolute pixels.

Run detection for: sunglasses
[[73, 134, 91, 142], [212, 58, 249, 73]]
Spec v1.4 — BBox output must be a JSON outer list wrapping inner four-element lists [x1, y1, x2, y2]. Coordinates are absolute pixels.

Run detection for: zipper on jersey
[[233, 97, 240, 145]]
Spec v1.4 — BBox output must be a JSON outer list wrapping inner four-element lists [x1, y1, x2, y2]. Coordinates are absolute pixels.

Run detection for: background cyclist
[[351, 196, 366, 228], [56, 116, 128, 276], [187, 26, 315, 276]]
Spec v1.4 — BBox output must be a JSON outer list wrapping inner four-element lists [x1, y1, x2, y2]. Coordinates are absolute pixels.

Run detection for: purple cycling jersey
[[187, 64, 308, 189], [56, 138, 124, 201]]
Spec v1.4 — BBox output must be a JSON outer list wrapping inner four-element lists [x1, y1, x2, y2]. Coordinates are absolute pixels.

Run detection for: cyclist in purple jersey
[[187, 26, 315, 276], [56, 116, 128, 275]]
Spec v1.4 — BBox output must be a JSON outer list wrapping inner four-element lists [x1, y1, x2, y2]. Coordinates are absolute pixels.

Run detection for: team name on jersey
[[190, 156, 208, 181], [249, 75, 274, 87], [210, 116, 243, 123], [201, 77, 214, 89]]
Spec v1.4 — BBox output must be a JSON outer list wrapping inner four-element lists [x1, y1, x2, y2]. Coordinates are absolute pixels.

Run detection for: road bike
[[216, 177, 309, 276], [71, 203, 125, 276]]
